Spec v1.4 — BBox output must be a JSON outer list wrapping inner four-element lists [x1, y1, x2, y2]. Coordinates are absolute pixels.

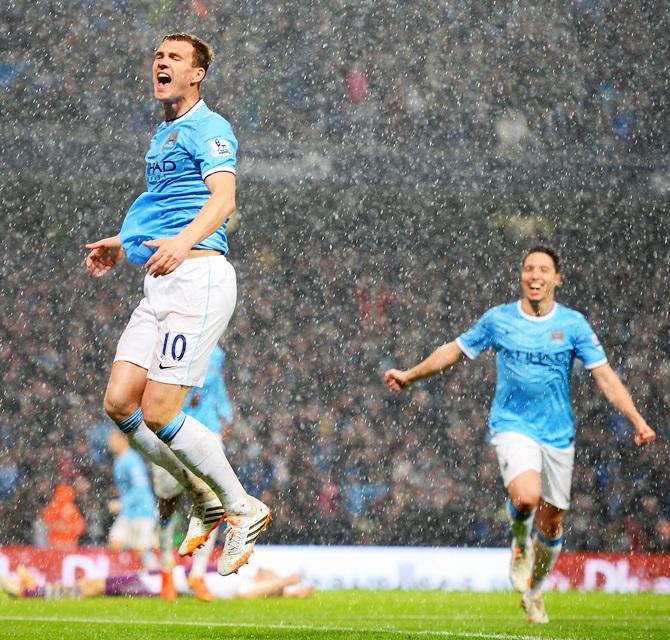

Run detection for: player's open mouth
[[157, 73, 172, 85]]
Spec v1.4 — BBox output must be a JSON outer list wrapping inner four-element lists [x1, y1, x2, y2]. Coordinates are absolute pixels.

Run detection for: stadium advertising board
[[1, 546, 669, 595]]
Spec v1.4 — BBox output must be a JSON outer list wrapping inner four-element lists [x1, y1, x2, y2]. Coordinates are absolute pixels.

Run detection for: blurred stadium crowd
[[1, 0, 668, 154], [0, 0, 668, 553], [1, 183, 668, 551]]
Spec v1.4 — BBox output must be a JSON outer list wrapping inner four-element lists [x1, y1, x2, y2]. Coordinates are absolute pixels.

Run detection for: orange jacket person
[[42, 484, 86, 550]]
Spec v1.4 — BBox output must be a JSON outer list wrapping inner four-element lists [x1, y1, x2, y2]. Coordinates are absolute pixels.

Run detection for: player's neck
[[163, 95, 201, 122], [521, 298, 555, 317]]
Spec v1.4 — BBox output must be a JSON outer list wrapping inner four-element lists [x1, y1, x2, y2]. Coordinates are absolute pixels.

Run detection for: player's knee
[[141, 396, 186, 432], [513, 491, 541, 513], [103, 390, 135, 424], [141, 412, 162, 432], [141, 402, 171, 432]]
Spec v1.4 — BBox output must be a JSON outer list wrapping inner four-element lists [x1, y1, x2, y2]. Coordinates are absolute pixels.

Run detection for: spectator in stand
[[1, 1, 668, 154], [41, 484, 86, 551]]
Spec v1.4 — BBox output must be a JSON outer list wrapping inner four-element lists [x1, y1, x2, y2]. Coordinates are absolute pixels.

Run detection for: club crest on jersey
[[163, 132, 178, 149], [209, 137, 232, 158], [550, 331, 565, 343]]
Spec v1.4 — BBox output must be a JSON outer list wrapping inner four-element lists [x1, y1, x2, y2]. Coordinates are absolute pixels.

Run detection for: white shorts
[[152, 463, 185, 500], [490, 431, 574, 510], [114, 255, 236, 387], [108, 516, 157, 551]]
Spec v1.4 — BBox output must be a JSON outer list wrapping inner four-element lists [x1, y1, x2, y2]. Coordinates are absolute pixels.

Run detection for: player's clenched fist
[[384, 369, 411, 392], [634, 422, 656, 447]]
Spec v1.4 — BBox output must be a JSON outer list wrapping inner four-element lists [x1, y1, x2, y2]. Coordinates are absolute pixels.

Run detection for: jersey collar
[[517, 300, 557, 322], [165, 99, 205, 124]]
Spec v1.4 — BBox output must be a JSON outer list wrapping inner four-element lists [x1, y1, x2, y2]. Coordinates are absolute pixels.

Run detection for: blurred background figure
[[154, 343, 233, 602], [41, 484, 86, 551], [107, 430, 158, 571], [186, 344, 234, 441], [1, 565, 314, 601]]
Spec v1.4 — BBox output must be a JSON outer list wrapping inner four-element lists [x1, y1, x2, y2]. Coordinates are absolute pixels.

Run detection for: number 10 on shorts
[[162, 332, 187, 361]]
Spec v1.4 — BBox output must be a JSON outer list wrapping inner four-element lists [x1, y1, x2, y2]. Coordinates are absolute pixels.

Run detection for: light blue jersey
[[112, 449, 156, 519], [120, 100, 237, 265], [456, 301, 607, 449], [184, 344, 233, 433]]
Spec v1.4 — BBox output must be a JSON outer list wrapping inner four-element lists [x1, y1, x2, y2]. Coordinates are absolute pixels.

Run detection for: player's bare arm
[[384, 341, 464, 392], [590, 363, 656, 446], [85, 234, 125, 277], [143, 171, 237, 277]]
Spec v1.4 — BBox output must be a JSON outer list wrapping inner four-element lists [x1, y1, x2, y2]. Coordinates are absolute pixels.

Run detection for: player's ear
[[192, 67, 206, 85], [555, 272, 562, 286]]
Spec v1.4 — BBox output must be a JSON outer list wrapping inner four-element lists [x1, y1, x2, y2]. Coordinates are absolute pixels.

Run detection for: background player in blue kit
[[184, 345, 234, 436], [107, 430, 158, 571], [153, 344, 233, 601], [85, 33, 270, 578], [384, 247, 655, 624]]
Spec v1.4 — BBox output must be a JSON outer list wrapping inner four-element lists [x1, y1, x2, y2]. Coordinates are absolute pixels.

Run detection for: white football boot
[[521, 591, 549, 624], [178, 496, 226, 557], [217, 496, 271, 576]]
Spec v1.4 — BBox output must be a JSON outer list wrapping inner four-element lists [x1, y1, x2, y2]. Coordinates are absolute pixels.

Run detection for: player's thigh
[[145, 255, 236, 388], [491, 431, 542, 498], [539, 443, 574, 511], [105, 297, 157, 418], [152, 463, 185, 501]]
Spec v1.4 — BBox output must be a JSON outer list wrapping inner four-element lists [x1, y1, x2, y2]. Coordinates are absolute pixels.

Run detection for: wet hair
[[522, 246, 561, 273], [161, 33, 213, 72]]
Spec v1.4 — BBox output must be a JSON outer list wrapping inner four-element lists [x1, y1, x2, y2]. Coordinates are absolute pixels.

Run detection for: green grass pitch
[[0, 590, 667, 639]]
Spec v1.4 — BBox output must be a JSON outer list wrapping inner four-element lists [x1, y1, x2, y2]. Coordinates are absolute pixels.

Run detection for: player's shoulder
[[193, 103, 236, 136], [554, 302, 591, 325], [482, 302, 517, 321], [554, 303, 599, 340]]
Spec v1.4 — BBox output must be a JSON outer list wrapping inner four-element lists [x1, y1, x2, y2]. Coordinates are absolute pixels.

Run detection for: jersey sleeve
[[572, 314, 608, 369], [193, 118, 238, 179], [455, 308, 496, 360]]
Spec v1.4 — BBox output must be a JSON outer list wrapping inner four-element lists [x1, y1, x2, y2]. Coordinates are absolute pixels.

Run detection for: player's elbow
[[210, 187, 235, 215]]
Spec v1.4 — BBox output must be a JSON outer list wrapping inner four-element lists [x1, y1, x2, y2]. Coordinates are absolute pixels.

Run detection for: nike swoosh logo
[[158, 363, 177, 370]]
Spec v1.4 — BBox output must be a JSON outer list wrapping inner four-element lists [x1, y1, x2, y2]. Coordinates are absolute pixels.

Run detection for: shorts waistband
[[186, 249, 224, 258]]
